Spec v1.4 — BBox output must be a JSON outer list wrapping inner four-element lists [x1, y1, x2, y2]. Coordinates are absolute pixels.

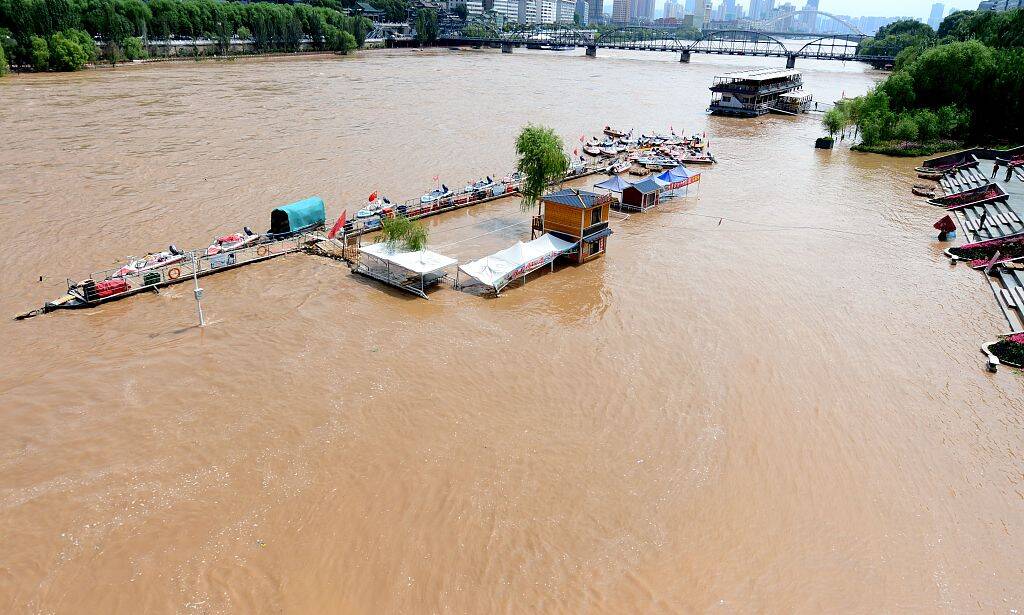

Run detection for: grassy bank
[[851, 140, 964, 157]]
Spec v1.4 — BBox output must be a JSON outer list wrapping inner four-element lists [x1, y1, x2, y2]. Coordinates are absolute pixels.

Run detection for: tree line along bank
[[0, 0, 377, 73]]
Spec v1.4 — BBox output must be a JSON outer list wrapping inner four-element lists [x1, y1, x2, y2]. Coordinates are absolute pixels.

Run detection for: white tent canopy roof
[[359, 242, 457, 274], [459, 233, 577, 289]]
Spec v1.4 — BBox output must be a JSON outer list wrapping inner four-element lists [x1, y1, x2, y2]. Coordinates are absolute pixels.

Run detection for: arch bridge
[[438, 24, 894, 66]]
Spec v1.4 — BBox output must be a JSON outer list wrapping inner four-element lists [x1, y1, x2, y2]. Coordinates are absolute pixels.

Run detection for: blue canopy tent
[[594, 175, 632, 193], [267, 196, 326, 239], [657, 165, 694, 198]]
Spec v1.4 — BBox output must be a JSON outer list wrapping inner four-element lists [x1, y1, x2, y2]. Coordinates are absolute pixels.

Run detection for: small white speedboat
[[464, 177, 496, 193], [608, 159, 631, 174], [356, 197, 392, 218], [420, 185, 452, 204], [112, 246, 187, 278], [205, 227, 259, 256]]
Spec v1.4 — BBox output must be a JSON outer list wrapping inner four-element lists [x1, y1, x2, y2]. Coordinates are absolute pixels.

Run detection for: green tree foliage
[[821, 107, 845, 139], [452, 2, 467, 21], [413, 8, 436, 45], [379, 215, 428, 251], [236, 25, 251, 40], [121, 34, 143, 59], [938, 8, 1024, 48], [324, 24, 355, 53], [515, 124, 568, 213], [29, 34, 48, 69], [48, 28, 90, 68], [0, 40, 8, 74], [858, 19, 936, 59], [372, 0, 409, 22], [879, 69, 915, 112], [0, 0, 372, 70], [893, 114, 919, 143]]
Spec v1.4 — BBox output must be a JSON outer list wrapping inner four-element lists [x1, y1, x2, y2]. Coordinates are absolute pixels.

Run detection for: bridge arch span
[[595, 26, 687, 51], [686, 30, 791, 56], [756, 10, 865, 36]]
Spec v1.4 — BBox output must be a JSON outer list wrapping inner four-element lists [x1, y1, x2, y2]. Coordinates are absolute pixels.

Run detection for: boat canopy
[[657, 165, 691, 183], [629, 177, 668, 195], [594, 175, 632, 193], [270, 197, 326, 234], [459, 233, 577, 292], [359, 243, 457, 274]]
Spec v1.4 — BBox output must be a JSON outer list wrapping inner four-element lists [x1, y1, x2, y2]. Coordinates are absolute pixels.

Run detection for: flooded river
[[1, 48, 1023, 613]]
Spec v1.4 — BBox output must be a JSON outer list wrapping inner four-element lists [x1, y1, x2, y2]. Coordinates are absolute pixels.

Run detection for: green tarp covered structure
[[269, 197, 326, 236]]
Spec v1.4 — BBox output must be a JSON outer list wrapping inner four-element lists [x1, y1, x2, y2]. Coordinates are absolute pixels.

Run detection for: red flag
[[368, 191, 378, 202], [579, 134, 585, 142], [327, 210, 347, 239], [573, 148, 579, 156]]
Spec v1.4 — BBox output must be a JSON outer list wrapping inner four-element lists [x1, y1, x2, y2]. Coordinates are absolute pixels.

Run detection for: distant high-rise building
[[749, 0, 774, 21], [684, 0, 695, 12], [588, 0, 602, 22], [927, 2, 944, 28], [799, 0, 818, 31], [612, 0, 630, 22], [722, 0, 736, 20], [663, 0, 682, 18], [574, 0, 589, 22], [634, 0, 654, 20]]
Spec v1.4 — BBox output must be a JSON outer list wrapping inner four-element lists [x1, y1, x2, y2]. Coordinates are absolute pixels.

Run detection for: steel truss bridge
[[438, 25, 896, 66]]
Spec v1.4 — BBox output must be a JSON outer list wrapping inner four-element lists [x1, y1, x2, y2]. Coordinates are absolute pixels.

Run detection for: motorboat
[[464, 177, 497, 193], [111, 246, 187, 279], [501, 169, 524, 184], [637, 156, 676, 169], [420, 185, 452, 204], [356, 197, 392, 218], [912, 184, 937, 198], [680, 153, 717, 165], [583, 144, 602, 156], [608, 159, 631, 174], [205, 227, 259, 256]]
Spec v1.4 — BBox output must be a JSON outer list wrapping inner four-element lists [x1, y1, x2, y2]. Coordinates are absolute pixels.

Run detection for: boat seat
[[1002, 288, 1017, 308], [1014, 286, 1024, 312]]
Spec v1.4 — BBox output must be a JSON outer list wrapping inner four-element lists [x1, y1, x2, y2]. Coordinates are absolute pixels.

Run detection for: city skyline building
[[927, 2, 945, 27]]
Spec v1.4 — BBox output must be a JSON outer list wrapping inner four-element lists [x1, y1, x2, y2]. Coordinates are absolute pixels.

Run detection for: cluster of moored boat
[[583, 126, 716, 176]]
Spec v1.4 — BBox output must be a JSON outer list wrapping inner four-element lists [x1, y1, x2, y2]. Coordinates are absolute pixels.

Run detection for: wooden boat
[[603, 126, 628, 138], [583, 144, 602, 156], [628, 166, 647, 176], [911, 184, 936, 198], [918, 171, 944, 180]]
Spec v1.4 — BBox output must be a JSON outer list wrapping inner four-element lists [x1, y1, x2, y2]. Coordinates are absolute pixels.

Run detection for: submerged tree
[[821, 108, 845, 141], [380, 215, 428, 251], [515, 124, 568, 214]]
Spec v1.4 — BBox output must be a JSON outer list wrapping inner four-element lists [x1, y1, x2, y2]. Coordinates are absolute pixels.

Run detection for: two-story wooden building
[[532, 188, 613, 264]]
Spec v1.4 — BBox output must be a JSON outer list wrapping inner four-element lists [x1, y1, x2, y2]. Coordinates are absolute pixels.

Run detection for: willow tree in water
[[516, 124, 568, 214], [380, 216, 428, 251]]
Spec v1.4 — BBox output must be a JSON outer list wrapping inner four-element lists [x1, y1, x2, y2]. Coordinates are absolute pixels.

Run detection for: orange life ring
[[167, 267, 181, 280], [257, 245, 269, 257]]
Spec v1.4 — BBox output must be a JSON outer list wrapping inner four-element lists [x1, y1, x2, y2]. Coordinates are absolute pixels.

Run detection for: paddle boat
[[205, 227, 259, 256], [608, 159, 631, 174]]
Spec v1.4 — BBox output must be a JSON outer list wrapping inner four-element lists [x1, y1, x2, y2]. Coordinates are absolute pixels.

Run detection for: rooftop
[[542, 188, 609, 209], [714, 68, 801, 82]]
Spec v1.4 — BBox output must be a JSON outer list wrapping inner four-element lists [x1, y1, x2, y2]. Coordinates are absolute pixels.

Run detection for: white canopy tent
[[458, 233, 577, 294], [355, 243, 458, 298]]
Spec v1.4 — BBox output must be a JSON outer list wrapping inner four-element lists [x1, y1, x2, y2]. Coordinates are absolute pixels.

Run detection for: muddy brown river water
[[1, 48, 1023, 613]]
